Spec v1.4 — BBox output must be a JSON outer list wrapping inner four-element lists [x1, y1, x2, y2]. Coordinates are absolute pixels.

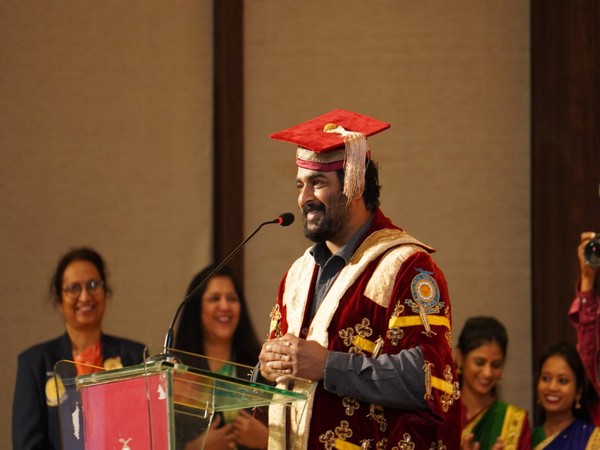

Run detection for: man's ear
[[346, 188, 366, 209]]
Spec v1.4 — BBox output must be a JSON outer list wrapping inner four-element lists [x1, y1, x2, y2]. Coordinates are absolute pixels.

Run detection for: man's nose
[[298, 185, 315, 207]]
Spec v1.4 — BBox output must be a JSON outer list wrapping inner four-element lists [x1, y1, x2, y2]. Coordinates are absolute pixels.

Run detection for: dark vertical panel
[[213, 1, 245, 283], [531, 0, 600, 423]]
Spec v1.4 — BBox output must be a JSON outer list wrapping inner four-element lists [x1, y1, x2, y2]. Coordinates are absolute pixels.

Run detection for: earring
[[576, 398, 582, 409], [456, 366, 462, 376]]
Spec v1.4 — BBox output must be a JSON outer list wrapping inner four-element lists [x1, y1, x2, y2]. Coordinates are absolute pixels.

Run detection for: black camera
[[584, 233, 600, 268]]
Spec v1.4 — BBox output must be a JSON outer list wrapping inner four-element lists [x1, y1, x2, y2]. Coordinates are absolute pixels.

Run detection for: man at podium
[[259, 110, 462, 449]]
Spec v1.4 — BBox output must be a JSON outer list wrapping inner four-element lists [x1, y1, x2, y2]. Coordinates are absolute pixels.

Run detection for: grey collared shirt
[[309, 215, 428, 410], [309, 215, 372, 320]]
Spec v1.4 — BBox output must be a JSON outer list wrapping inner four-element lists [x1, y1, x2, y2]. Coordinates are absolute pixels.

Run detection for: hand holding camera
[[585, 233, 600, 268]]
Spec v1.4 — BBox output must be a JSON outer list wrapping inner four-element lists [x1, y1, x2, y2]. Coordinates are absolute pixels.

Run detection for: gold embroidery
[[339, 328, 354, 347], [386, 302, 405, 346], [339, 318, 374, 354], [414, 299, 435, 337], [587, 428, 600, 449], [500, 404, 527, 449], [423, 361, 434, 400], [428, 440, 447, 450], [319, 421, 353, 450], [438, 365, 461, 413], [386, 327, 404, 346], [392, 301, 405, 316], [391, 433, 415, 450], [342, 397, 360, 416], [444, 306, 452, 347], [367, 404, 388, 432], [355, 318, 373, 338], [443, 384, 461, 413], [335, 421, 353, 440], [269, 304, 282, 338], [319, 430, 336, 450], [376, 439, 388, 450], [372, 337, 384, 358], [423, 364, 461, 412], [445, 329, 452, 348]]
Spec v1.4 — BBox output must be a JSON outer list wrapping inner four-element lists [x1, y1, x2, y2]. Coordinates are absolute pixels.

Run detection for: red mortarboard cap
[[270, 109, 390, 154], [270, 109, 391, 199]]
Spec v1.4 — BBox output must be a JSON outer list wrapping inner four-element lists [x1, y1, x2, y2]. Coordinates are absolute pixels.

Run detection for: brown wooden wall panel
[[531, 0, 600, 422], [213, 0, 245, 282]]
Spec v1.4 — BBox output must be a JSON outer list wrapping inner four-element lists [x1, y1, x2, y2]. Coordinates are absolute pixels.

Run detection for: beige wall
[[0, 1, 213, 446], [243, 0, 531, 414], [1, 0, 530, 446]]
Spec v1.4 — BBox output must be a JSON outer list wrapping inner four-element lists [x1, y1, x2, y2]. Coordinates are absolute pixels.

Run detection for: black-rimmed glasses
[[62, 279, 104, 299]]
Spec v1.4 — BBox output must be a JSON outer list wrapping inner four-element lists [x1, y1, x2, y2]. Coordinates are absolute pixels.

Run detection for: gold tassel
[[323, 124, 369, 202]]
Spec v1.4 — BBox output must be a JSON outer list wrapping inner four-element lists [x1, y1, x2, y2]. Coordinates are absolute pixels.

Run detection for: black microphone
[[278, 212, 294, 227], [147, 212, 295, 363]]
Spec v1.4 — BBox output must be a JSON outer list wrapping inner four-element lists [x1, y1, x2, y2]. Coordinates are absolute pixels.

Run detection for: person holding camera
[[568, 231, 600, 425]]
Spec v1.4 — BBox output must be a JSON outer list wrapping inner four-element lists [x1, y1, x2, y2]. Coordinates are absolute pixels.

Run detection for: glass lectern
[[53, 346, 308, 450]]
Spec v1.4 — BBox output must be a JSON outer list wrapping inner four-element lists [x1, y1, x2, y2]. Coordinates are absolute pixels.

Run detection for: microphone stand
[[147, 213, 294, 363]]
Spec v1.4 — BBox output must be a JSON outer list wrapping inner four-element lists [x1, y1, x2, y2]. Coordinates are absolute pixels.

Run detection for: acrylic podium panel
[[54, 346, 308, 450]]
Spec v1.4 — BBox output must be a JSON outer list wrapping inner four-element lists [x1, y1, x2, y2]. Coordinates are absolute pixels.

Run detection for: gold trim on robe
[[268, 229, 433, 450]]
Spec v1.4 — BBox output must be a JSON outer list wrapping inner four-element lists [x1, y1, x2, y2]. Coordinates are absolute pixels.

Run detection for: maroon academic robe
[[268, 209, 462, 450]]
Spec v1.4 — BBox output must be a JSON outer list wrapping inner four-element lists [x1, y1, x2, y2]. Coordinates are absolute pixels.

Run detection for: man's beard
[[302, 193, 349, 243]]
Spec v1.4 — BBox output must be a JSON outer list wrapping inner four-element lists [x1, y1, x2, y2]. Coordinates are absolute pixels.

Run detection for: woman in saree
[[533, 341, 600, 449], [456, 316, 531, 450]]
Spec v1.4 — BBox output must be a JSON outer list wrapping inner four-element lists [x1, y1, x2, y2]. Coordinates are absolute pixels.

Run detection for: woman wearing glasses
[[12, 247, 145, 450]]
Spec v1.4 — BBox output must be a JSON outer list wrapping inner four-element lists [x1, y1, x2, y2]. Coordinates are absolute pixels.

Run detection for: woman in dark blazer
[[12, 247, 145, 450]]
